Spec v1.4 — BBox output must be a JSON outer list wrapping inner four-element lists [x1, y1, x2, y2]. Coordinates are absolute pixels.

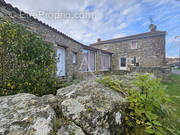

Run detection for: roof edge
[[0, 1, 113, 55], [81, 44, 113, 55], [0, 0, 85, 46], [90, 31, 166, 46]]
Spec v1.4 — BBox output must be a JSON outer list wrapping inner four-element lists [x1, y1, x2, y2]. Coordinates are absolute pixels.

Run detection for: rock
[[0, 93, 56, 135], [0, 12, 4, 18], [56, 80, 126, 134], [41, 94, 58, 110], [58, 122, 85, 135]]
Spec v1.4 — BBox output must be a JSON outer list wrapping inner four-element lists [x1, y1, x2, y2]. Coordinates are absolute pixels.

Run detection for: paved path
[[172, 69, 180, 75]]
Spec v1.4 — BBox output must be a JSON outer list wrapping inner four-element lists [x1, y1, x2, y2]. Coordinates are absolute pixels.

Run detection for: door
[[82, 50, 88, 72], [120, 57, 127, 70], [101, 54, 110, 70], [89, 51, 96, 72], [56, 47, 66, 76]]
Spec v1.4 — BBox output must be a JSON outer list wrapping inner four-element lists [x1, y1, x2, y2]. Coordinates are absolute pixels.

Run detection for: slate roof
[[90, 31, 166, 46]]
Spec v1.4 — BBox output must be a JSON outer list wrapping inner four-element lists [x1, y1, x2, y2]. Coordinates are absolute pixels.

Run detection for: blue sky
[[5, 0, 180, 57]]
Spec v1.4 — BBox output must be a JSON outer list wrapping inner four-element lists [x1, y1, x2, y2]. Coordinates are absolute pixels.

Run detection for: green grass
[[163, 74, 180, 102], [162, 74, 180, 133]]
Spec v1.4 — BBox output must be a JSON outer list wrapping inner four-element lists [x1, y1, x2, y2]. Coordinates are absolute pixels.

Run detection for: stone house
[[91, 29, 166, 71], [0, 0, 113, 79], [0, 0, 166, 79]]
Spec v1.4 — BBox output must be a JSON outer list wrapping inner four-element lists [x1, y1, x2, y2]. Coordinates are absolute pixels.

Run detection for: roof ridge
[[91, 31, 166, 46], [0, 0, 85, 46], [0, 0, 114, 54]]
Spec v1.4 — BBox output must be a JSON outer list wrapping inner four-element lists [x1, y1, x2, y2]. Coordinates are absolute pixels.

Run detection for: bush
[[98, 74, 177, 135], [0, 18, 57, 96]]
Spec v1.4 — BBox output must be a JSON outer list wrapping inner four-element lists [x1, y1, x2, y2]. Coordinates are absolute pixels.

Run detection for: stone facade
[[91, 32, 166, 71], [0, 1, 82, 78], [0, 1, 114, 79], [130, 66, 171, 82], [1, 1, 169, 80]]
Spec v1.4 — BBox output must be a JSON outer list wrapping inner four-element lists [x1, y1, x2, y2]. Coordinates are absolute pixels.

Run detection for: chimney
[[97, 38, 101, 43], [149, 24, 157, 32]]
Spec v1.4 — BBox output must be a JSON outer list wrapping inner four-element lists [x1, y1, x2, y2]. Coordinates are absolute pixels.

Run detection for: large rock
[[58, 122, 85, 135], [56, 80, 126, 135], [0, 93, 56, 135], [41, 94, 58, 110]]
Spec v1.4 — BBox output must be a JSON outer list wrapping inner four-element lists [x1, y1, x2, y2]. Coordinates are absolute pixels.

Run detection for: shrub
[[98, 74, 177, 135], [0, 18, 57, 96]]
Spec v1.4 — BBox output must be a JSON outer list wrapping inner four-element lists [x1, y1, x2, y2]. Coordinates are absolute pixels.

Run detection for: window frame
[[82, 49, 96, 72], [101, 53, 111, 71], [130, 56, 136, 65], [131, 41, 138, 49], [72, 52, 77, 64]]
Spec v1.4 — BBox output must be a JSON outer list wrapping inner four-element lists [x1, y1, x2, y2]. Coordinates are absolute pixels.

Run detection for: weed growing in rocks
[[98, 74, 178, 135]]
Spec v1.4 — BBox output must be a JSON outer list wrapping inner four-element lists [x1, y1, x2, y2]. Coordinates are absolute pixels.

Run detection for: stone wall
[[130, 66, 171, 82], [92, 35, 166, 70], [0, 2, 84, 78], [80, 66, 171, 82], [0, 1, 115, 79], [0, 1, 168, 81]]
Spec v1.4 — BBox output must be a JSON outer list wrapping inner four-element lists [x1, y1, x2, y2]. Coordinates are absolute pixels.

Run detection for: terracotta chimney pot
[[97, 38, 101, 43], [149, 24, 157, 32]]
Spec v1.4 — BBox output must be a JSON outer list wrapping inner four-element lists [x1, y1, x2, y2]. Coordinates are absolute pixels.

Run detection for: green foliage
[[53, 106, 71, 135], [87, 107, 93, 112], [124, 74, 170, 135], [98, 74, 178, 135], [0, 18, 57, 96], [71, 73, 77, 80], [162, 74, 180, 134], [97, 76, 126, 95], [56, 82, 72, 89]]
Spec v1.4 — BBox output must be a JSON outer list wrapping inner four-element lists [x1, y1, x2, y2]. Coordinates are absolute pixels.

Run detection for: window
[[72, 52, 77, 64], [82, 50, 88, 72], [131, 56, 136, 65], [131, 41, 138, 49], [89, 51, 95, 71], [101, 53, 110, 70], [103, 46, 108, 50], [82, 50, 96, 72]]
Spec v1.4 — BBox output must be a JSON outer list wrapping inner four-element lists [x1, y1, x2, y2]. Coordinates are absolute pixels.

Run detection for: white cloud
[[167, 37, 176, 43], [5, 0, 143, 45], [113, 33, 126, 38], [122, 3, 141, 16], [5, 0, 180, 55], [166, 56, 179, 58], [136, 17, 143, 21], [117, 23, 127, 30]]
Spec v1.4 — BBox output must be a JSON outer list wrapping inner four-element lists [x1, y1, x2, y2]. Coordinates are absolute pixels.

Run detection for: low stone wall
[[96, 70, 129, 76], [79, 70, 130, 80], [78, 66, 171, 82], [130, 66, 172, 82]]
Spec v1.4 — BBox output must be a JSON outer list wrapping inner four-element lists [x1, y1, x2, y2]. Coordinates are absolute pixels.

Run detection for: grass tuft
[[162, 74, 180, 132]]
